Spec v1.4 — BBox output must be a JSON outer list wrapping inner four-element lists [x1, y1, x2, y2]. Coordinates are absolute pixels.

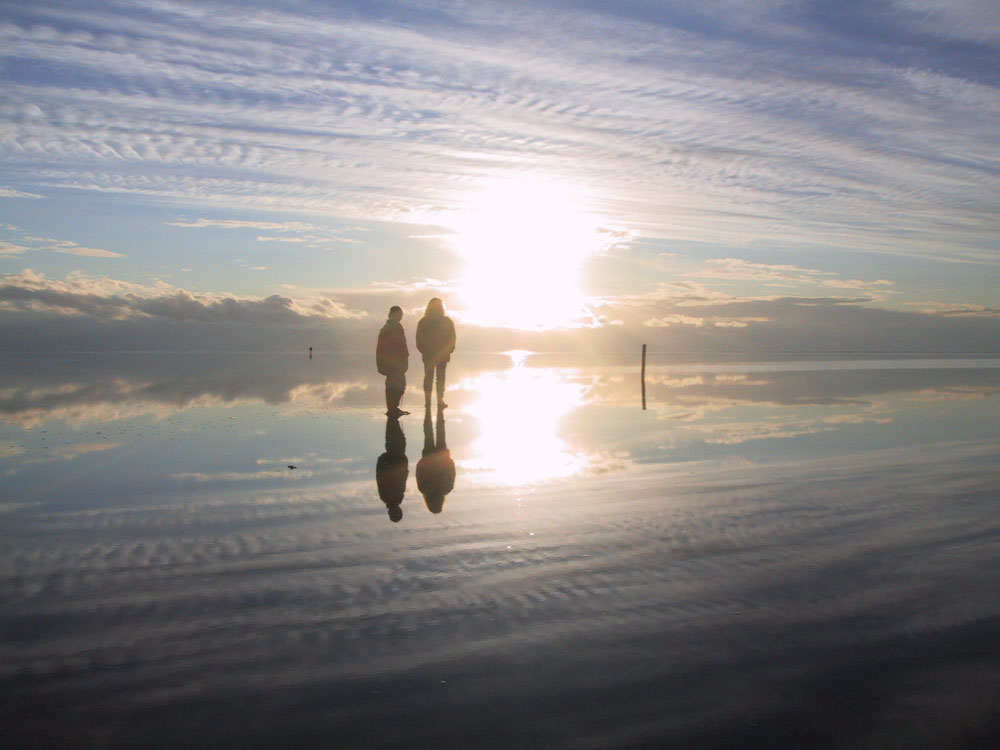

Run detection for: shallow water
[[2, 352, 999, 748]]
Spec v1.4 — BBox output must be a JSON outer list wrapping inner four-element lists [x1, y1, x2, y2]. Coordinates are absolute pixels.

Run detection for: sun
[[444, 177, 611, 330]]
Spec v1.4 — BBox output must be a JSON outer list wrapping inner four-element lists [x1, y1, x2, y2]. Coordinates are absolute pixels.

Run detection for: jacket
[[415, 314, 456, 364], [376, 321, 408, 376]]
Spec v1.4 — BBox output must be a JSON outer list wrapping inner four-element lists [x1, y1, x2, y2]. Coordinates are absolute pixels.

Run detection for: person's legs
[[423, 360, 434, 406], [385, 386, 401, 412], [436, 362, 447, 407], [386, 372, 405, 414]]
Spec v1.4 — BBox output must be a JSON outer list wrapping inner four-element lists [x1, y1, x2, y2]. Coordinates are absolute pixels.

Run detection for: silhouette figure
[[376, 305, 410, 417], [375, 414, 408, 522], [416, 405, 455, 514], [309, 346, 313, 359], [416, 297, 456, 410]]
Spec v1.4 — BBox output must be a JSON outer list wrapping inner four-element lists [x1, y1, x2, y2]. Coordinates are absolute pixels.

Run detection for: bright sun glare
[[458, 352, 589, 485], [446, 178, 611, 330]]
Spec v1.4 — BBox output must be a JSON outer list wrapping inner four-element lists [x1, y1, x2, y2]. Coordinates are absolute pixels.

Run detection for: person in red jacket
[[415, 297, 456, 410], [376, 305, 409, 416]]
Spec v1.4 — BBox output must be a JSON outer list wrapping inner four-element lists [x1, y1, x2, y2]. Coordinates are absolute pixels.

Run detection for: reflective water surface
[[2, 352, 999, 747]]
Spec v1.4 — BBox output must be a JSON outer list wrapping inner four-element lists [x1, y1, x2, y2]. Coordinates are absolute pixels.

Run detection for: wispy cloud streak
[[0, 1, 997, 260]]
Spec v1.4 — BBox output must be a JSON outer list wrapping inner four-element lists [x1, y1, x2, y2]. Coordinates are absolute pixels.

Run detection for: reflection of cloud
[[286, 381, 370, 406], [1, 431, 997, 748], [904, 385, 1000, 402], [11, 441, 122, 467], [693, 414, 894, 445], [0, 357, 384, 429], [5, 400, 174, 430], [51, 441, 121, 458], [172, 469, 312, 482], [582, 363, 1000, 448]]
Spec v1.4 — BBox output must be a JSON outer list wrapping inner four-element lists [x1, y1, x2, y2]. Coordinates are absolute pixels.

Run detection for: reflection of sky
[[2, 354, 1000, 506], [3, 353, 1000, 746]]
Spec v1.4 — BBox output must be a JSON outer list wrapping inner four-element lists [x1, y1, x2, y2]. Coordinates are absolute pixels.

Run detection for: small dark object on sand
[[287, 465, 297, 470]]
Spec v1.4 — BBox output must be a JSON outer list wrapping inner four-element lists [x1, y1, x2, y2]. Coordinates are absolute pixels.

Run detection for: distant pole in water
[[641, 344, 647, 410]]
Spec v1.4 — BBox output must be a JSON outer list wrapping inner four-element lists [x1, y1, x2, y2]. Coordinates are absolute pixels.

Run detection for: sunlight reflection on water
[[457, 351, 589, 485]]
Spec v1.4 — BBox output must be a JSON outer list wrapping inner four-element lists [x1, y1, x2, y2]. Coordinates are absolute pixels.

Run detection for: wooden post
[[641, 344, 647, 410]]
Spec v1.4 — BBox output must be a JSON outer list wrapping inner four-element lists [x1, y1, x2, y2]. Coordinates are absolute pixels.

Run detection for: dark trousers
[[423, 361, 447, 402], [385, 371, 405, 411]]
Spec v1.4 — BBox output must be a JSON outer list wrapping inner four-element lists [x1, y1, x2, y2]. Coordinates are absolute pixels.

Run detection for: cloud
[[0, 241, 30, 257], [1, 265, 999, 354], [256, 235, 363, 245], [167, 219, 322, 231], [0, 1, 995, 263], [256, 236, 306, 243], [167, 218, 366, 247], [0, 269, 364, 323], [0, 186, 43, 199], [691, 258, 896, 296], [589, 286, 1000, 354], [0, 226, 123, 258], [913, 303, 1000, 319], [645, 313, 770, 329], [50, 240, 124, 258]]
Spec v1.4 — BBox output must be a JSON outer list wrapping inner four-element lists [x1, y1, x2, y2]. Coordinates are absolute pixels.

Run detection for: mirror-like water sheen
[[1, 352, 999, 748], [458, 352, 589, 485]]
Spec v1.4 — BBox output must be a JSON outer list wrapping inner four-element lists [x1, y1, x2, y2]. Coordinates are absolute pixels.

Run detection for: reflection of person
[[416, 406, 456, 514], [415, 297, 456, 410], [376, 305, 409, 417], [375, 414, 408, 522]]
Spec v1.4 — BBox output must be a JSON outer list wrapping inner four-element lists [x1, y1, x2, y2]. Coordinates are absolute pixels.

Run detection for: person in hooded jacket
[[376, 305, 409, 416], [415, 297, 456, 409]]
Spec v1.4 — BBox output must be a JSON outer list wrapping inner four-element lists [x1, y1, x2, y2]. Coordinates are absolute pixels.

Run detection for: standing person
[[416, 297, 456, 409], [376, 305, 409, 417]]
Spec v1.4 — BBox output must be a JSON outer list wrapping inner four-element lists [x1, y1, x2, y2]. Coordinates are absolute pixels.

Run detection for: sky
[[1, 0, 999, 352]]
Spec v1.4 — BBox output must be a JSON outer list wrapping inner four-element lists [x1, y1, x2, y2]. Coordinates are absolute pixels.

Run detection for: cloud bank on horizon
[[0, 0, 998, 351]]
